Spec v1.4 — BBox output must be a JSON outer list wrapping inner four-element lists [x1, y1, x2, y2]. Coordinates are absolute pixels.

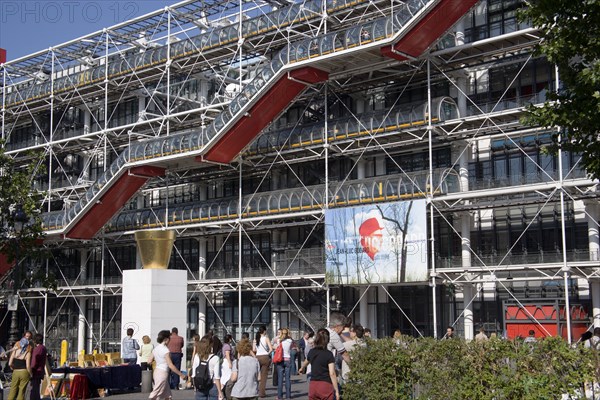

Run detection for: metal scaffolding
[[1, 0, 598, 357]]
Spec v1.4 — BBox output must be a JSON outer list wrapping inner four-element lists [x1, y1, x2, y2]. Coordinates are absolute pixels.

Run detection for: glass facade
[[2, 0, 595, 357]]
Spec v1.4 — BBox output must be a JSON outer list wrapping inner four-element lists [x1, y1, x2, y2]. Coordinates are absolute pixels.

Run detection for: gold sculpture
[[134, 230, 176, 269]]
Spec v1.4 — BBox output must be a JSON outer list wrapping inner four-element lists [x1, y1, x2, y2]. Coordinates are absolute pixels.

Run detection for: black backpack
[[194, 355, 215, 391]]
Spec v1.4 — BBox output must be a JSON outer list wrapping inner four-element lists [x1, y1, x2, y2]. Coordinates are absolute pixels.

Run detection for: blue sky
[[0, 1, 175, 61]]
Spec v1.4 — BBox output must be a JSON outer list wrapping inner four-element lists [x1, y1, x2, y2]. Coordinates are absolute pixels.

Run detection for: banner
[[325, 200, 427, 284]]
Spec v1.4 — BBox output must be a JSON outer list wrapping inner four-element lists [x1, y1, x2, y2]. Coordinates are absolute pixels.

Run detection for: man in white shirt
[[326, 312, 351, 366]]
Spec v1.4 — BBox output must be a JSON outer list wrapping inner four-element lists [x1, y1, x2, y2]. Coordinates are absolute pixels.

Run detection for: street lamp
[[8, 204, 28, 347]]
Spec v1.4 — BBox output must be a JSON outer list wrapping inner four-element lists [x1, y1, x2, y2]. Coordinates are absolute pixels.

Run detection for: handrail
[[103, 169, 455, 232]]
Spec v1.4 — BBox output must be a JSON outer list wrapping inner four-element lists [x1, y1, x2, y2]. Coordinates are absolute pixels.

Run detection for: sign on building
[[325, 200, 428, 284]]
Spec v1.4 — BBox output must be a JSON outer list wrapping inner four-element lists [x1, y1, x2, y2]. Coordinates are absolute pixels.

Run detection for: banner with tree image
[[325, 200, 427, 284]]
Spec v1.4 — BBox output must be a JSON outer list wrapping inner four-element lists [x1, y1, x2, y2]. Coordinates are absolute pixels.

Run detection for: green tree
[[0, 140, 45, 266], [519, 1, 600, 179]]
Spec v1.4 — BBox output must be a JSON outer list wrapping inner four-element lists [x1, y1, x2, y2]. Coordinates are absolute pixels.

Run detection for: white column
[[199, 238, 207, 279], [461, 211, 472, 267], [586, 201, 600, 327], [80, 152, 90, 181], [83, 108, 91, 134], [461, 210, 474, 340], [359, 287, 368, 328], [463, 283, 474, 340], [356, 159, 366, 180], [138, 95, 146, 122], [199, 79, 210, 106], [457, 143, 469, 192], [272, 230, 280, 276], [592, 282, 600, 329], [272, 291, 280, 336], [198, 296, 207, 336], [587, 201, 600, 261], [77, 249, 87, 354], [455, 18, 465, 46], [198, 238, 207, 335]]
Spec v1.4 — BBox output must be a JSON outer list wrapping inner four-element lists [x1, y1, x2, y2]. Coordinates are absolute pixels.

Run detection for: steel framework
[[1, 0, 599, 356]]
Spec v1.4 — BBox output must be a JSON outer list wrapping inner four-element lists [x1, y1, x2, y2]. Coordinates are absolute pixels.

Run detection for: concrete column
[[272, 170, 281, 191], [592, 282, 600, 329], [455, 18, 465, 46], [376, 286, 388, 338], [461, 211, 472, 268], [80, 152, 90, 181], [587, 201, 600, 261], [458, 143, 469, 192], [586, 201, 600, 327], [272, 230, 280, 275], [463, 283, 474, 340], [198, 294, 207, 337], [367, 287, 376, 335], [87, 319, 94, 353], [355, 97, 365, 114], [138, 96, 146, 122], [456, 76, 468, 120], [199, 238, 207, 279], [356, 159, 366, 180], [461, 209, 474, 340], [197, 236, 207, 336], [453, 17, 468, 118], [272, 291, 280, 335], [199, 183, 207, 202], [83, 109, 91, 134], [199, 79, 210, 106], [77, 249, 88, 354], [375, 156, 386, 176], [359, 287, 369, 328]]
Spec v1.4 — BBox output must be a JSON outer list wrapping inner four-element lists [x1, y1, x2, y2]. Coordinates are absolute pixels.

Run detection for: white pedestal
[[121, 269, 187, 365]]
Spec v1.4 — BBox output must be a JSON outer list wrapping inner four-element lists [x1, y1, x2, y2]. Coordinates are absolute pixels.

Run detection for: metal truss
[[2, 0, 600, 349]]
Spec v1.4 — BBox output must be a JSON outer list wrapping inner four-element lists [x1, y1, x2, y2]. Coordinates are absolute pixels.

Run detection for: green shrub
[[343, 338, 415, 400], [343, 336, 594, 400]]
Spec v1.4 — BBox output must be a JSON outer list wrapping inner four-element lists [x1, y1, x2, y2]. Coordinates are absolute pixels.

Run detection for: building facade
[[1, 0, 598, 360]]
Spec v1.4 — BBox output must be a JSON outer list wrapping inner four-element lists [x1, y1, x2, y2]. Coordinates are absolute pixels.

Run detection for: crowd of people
[[8, 317, 561, 400], [138, 312, 361, 400]]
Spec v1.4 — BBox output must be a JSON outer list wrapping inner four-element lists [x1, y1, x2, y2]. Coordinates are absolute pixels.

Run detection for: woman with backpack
[[275, 328, 294, 400], [148, 330, 187, 400], [253, 326, 273, 398], [192, 335, 223, 400]]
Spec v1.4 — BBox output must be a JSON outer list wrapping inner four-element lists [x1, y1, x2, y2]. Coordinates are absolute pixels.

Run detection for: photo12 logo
[[1, 1, 140, 24]]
